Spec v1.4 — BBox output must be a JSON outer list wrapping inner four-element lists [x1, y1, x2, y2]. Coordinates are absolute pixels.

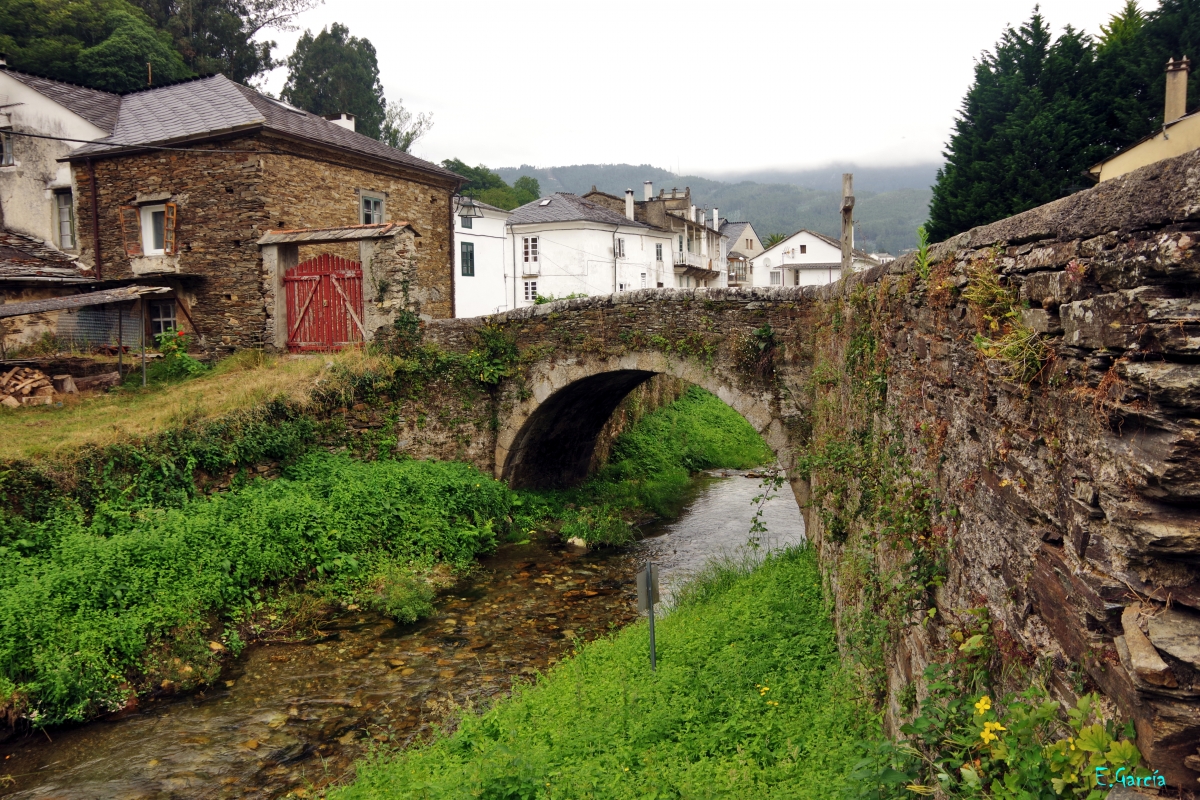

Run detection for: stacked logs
[[0, 367, 119, 408]]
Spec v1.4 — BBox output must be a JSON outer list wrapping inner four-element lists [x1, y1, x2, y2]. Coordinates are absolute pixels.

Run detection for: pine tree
[[281, 24, 387, 139]]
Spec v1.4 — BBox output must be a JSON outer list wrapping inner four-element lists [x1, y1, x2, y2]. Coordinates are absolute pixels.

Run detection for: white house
[[453, 196, 509, 317], [719, 220, 764, 287], [749, 229, 878, 288], [0, 64, 119, 253], [505, 193, 674, 307]]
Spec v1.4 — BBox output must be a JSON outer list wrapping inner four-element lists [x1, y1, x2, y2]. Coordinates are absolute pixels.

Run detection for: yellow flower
[[974, 696, 992, 715], [979, 721, 1006, 744]]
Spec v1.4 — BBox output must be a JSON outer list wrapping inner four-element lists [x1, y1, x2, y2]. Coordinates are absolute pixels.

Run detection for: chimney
[[712, 208, 719, 229], [324, 112, 356, 132], [625, 189, 635, 221], [690, 204, 697, 222], [1166, 57, 1191, 123], [644, 181, 653, 201]]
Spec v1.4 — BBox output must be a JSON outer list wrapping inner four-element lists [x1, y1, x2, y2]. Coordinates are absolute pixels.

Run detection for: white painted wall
[[506, 221, 674, 308], [454, 205, 509, 317], [749, 230, 876, 288], [0, 72, 108, 250]]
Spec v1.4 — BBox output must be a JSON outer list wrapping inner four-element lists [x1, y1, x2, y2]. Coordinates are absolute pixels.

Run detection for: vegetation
[[332, 546, 872, 799], [281, 23, 388, 139], [927, 2, 1200, 240], [0, 453, 511, 726], [533, 292, 587, 304], [763, 232, 788, 247], [442, 159, 541, 211]]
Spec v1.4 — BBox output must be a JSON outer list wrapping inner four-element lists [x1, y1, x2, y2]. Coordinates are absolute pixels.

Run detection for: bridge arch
[[497, 349, 795, 490]]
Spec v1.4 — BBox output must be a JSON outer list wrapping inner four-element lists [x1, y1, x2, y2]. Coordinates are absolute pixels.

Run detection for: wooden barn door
[[284, 254, 366, 352]]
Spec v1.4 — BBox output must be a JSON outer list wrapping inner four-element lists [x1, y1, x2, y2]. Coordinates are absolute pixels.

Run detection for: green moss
[[332, 547, 874, 799]]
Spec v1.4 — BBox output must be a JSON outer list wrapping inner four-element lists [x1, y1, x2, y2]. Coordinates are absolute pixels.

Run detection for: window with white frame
[[55, 191, 75, 250], [149, 300, 177, 336], [523, 236, 538, 264], [618, 282, 628, 292], [0, 129, 13, 166], [523, 280, 537, 301], [655, 243, 663, 262], [361, 193, 384, 224], [460, 214, 473, 229], [615, 238, 625, 258], [461, 241, 475, 276], [140, 205, 168, 255], [770, 270, 782, 286], [640, 273, 647, 288]]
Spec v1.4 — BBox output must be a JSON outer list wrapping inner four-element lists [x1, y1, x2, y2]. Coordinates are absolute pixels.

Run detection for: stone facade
[[71, 134, 457, 354]]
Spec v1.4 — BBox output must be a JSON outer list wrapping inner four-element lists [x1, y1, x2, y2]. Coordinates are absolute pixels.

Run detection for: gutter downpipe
[[88, 158, 102, 281], [613, 224, 619, 294]]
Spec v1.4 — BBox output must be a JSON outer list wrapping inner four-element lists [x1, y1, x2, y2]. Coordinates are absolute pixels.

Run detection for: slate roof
[[508, 193, 654, 227], [67, 74, 461, 183], [0, 286, 170, 319], [803, 229, 879, 262], [0, 229, 90, 282], [720, 221, 751, 246], [5, 71, 120, 132], [257, 222, 417, 245]]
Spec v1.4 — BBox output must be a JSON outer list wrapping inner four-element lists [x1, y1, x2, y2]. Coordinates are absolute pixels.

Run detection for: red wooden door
[[285, 254, 366, 352]]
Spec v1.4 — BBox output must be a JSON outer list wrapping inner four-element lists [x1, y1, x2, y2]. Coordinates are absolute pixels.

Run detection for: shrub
[[369, 564, 436, 624]]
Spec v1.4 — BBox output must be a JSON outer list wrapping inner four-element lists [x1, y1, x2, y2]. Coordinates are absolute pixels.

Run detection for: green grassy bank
[[332, 547, 872, 799], [0, 385, 771, 729]]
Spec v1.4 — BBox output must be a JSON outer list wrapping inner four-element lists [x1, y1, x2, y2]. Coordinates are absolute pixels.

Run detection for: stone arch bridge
[[407, 150, 1200, 786]]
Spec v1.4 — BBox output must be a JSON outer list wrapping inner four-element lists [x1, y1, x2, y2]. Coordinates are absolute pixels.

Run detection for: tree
[[128, 0, 318, 85], [381, 100, 433, 152], [926, 12, 1109, 240], [0, 0, 192, 90], [281, 23, 385, 139], [764, 233, 788, 247], [441, 159, 540, 210]]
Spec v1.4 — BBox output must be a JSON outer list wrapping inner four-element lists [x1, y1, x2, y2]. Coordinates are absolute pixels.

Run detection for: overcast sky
[[259, 0, 1146, 176]]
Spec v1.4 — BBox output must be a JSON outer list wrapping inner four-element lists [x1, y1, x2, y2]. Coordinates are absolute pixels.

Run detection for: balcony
[[673, 251, 713, 270]]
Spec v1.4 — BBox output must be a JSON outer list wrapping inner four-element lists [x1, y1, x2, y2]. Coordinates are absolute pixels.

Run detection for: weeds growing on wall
[[331, 547, 873, 800], [961, 251, 1050, 384], [0, 453, 511, 727]]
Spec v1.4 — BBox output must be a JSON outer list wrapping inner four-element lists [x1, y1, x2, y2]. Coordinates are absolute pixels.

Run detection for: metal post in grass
[[140, 298, 147, 387], [637, 562, 660, 671]]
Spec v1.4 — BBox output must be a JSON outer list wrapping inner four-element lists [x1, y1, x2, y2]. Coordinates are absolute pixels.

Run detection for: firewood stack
[[0, 367, 78, 408]]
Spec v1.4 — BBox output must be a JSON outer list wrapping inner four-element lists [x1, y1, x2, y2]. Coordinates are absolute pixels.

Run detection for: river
[[1, 470, 804, 798]]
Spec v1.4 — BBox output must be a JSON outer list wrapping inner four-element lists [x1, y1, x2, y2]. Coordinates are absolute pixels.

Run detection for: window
[[523, 280, 537, 301], [140, 205, 167, 255], [800, 244, 807, 254], [640, 273, 647, 288], [770, 270, 782, 286], [148, 300, 177, 335], [746, 238, 752, 250], [523, 236, 539, 263], [655, 243, 663, 262], [0, 130, 12, 166], [618, 282, 628, 292], [460, 215, 473, 229], [55, 191, 75, 250], [615, 238, 625, 258], [361, 194, 384, 224], [461, 241, 475, 276]]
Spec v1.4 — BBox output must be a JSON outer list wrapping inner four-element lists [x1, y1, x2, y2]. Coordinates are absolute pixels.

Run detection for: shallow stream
[[1, 471, 803, 798]]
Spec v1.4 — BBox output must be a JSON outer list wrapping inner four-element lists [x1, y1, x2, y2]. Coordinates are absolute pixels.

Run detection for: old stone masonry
[[405, 147, 1200, 786]]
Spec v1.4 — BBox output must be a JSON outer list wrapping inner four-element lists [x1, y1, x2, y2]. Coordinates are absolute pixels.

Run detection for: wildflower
[[974, 696, 992, 715], [979, 721, 1006, 744]]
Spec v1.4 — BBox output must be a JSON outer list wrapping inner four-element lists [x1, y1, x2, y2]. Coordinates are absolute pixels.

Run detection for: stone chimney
[[625, 189, 635, 221], [1166, 57, 1191, 123], [324, 113, 356, 132], [644, 181, 653, 201]]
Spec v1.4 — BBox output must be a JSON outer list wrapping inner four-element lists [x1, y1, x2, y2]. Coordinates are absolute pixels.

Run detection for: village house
[[718, 220, 763, 287], [749, 229, 877, 288], [453, 196, 509, 317], [2, 65, 465, 355], [505, 192, 673, 307], [1089, 57, 1197, 182], [583, 183, 726, 289]]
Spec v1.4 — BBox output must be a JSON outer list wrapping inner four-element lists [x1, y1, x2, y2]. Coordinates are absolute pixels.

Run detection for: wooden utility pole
[[840, 173, 854, 274]]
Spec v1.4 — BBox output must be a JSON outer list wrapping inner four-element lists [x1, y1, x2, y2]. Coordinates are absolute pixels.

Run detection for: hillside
[[495, 163, 939, 255]]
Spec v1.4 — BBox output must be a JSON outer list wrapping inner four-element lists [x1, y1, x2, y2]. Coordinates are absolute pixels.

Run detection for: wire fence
[[51, 303, 142, 351]]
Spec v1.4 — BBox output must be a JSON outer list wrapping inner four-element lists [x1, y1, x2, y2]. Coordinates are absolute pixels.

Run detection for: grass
[[514, 386, 776, 546], [0, 452, 511, 727], [0, 349, 353, 461], [331, 546, 874, 799]]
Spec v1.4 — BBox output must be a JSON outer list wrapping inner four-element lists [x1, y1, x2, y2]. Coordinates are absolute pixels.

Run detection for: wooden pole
[[840, 173, 855, 276]]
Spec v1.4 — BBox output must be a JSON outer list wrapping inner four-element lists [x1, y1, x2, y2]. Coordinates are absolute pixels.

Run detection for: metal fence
[[54, 303, 142, 350]]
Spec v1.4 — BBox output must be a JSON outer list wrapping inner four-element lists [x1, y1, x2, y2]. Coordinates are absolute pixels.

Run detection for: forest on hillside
[[496, 163, 933, 255]]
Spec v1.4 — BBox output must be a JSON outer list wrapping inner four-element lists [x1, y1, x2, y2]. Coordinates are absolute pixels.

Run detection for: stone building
[[49, 73, 464, 353]]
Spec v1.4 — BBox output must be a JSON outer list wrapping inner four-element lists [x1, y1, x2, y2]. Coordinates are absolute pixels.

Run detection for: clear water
[[0, 472, 804, 798]]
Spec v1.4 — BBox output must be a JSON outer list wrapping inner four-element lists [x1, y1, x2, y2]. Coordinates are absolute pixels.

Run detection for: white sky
[[259, 0, 1146, 175]]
